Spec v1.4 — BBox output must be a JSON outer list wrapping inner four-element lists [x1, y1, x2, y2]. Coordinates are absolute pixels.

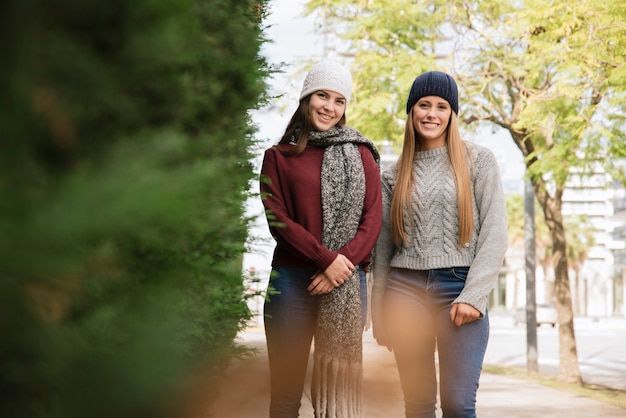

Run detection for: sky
[[251, 0, 325, 145], [243, 0, 525, 280]]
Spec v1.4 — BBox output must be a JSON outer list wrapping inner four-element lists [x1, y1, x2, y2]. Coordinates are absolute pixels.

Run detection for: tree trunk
[[533, 180, 583, 384], [573, 265, 581, 315]]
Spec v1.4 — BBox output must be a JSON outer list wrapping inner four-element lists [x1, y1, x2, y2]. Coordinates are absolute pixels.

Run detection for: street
[[485, 314, 626, 391]]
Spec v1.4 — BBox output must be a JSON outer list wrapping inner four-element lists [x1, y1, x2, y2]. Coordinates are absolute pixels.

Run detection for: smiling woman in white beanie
[[260, 60, 382, 417]]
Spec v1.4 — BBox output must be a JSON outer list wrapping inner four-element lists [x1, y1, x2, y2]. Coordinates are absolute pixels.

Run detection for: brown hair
[[277, 94, 346, 156], [390, 110, 473, 247]]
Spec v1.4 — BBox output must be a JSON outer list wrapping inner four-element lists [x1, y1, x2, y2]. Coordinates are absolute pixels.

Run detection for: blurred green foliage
[[0, 0, 269, 417]]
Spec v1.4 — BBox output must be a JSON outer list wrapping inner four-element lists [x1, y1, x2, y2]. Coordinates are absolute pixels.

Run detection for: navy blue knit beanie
[[406, 71, 458, 114]]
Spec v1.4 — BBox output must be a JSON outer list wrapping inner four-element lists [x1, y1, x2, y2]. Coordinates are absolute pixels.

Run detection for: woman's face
[[411, 95, 452, 149], [308, 90, 346, 131]]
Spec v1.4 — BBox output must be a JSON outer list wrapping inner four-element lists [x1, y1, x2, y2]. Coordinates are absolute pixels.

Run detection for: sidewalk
[[208, 329, 626, 418]]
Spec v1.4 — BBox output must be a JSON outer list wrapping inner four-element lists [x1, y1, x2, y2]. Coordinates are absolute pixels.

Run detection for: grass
[[483, 364, 626, 409]]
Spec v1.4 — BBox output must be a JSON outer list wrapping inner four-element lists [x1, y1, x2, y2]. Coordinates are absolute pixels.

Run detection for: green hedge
[[0, 1, 268, 417]]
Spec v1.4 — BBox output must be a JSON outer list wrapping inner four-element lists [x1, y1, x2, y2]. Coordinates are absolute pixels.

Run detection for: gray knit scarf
[[306, 125, 380, 418]]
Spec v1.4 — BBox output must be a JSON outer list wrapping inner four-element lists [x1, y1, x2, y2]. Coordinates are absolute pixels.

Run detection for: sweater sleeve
[[454, 146, 509, 315], [372, 170, 394, 283], [260, 148, 337, 270], [370, 169, 395, 336], [336, 145, 383, 267]]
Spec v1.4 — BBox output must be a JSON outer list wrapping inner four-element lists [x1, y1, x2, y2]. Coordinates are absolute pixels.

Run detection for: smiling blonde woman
[[372, 71, 508, 418]]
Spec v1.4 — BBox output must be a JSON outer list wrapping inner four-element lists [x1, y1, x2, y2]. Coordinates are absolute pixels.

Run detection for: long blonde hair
[[390, 110, 473, 247]]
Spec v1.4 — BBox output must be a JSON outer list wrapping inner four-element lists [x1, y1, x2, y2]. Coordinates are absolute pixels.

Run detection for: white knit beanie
[[299, 60, 353, 105]]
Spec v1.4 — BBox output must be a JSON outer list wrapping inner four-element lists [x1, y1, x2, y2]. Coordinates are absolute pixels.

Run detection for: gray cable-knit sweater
[[372, 142, 508, 317]]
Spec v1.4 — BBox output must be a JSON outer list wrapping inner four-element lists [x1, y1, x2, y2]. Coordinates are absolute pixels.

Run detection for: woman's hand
[[307, 271, 335, 295], [323, 254, 355, 285], [450, 303, 481, 326], [372, 320, 393, 352], [307, 254, 355, 295]]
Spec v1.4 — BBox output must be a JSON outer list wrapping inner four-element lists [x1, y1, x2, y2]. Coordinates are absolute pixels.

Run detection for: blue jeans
[[383, 267, 489, 418], [264, 266, 367, 418]]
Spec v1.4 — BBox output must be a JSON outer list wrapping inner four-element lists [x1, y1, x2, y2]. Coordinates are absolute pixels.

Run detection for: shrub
[[0, 1, 268, 417]]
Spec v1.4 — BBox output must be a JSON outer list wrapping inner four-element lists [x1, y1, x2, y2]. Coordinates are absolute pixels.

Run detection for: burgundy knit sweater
[[260, 143, 382, 272]]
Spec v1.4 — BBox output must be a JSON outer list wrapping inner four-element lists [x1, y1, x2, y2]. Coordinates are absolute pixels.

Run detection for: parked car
[[513, 303, 557, 327]]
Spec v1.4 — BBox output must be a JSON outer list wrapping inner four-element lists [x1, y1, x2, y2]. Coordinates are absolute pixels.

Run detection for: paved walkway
[[208, 329, 626, 417]]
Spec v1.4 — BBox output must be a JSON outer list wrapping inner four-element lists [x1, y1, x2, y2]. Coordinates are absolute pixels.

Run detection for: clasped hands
[[307, 254, 355, 295]]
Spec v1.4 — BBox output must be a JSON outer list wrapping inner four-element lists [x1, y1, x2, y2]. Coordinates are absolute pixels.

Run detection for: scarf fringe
[[312, 352, 362, 418]]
